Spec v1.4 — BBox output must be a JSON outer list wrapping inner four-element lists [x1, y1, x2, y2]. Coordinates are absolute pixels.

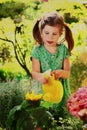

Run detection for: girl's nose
[[48, 34, 53, 39]]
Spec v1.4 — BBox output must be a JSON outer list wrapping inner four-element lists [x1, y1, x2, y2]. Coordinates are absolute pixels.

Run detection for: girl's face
[[41, 25, 61, 47]]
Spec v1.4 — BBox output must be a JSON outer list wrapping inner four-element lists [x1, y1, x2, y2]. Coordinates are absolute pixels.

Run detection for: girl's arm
[[51, 58, 70, 80], [32, 58, 48, 83]]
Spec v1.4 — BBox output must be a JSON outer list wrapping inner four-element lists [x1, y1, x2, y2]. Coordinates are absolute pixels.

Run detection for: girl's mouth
[[47, 41, 53, 44]]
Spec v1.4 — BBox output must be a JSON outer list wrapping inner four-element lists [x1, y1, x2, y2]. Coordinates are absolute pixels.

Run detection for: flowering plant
[[67, 86, 87, 121], [25, 91, 43, 107], [6, 90, 56, 130], [6, 70, 64, 130], [25, 91, 42, 101]]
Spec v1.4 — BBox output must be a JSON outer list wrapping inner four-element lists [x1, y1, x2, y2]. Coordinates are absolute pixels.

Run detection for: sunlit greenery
[[0, 0, 87, 92], [0, 0, 87, 129], [0, 79, 83, 129]]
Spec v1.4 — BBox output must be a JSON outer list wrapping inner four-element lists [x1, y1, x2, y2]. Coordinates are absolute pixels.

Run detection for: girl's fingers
[[43, 78, 49, 84], [55, 74, 59, 80], [51, 71, 55, 76]]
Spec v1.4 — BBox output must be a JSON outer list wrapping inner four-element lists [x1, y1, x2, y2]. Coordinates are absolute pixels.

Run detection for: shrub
[[0, 69, 28, 82], [0, 78, 30, 128], [0, 69, 19, 82], [56, 116, 83, 130], [70, 57, 87, 93], [6, 88, 83, 130], [0, 1, 25, 19], [0, 69, 7, 82], [81, 77, 87, 87], [0, 78, 84, 129]]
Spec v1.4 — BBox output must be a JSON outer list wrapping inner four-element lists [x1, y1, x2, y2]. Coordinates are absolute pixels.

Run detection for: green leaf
[[6, 105, 21, 129]]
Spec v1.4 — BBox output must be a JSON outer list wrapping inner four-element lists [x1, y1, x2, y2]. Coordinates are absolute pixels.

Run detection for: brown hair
[[33, 12, 74, 53]]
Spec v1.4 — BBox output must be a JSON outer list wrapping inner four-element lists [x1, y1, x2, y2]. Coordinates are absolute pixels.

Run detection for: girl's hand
[[51, 69, 70, 79], [51, 70, 62, 80], [39, 73, 49, 84], [42, 69, 51, 84], [42, 77, 49, 84], [32, 71, 49, 84]]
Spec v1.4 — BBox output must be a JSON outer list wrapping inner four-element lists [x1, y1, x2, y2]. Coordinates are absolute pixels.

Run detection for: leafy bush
[[0, 43, 11, 63], [0, 77, 84, 129], [0, 69, 7, 82], [0, 61, 28, 82], [6, 100, 56, 130], [56, 116, 83, 130], [0, 78, 30, 128], [0, 69, 26, 82], [6, 91, 83, 130], [0, 69, 16, 82], [6, 100, 83, 130], [82, 77, 87, 87], [0, 1, 25, 18], [70, 57, 87, 92], [39, 0, 87, 24]]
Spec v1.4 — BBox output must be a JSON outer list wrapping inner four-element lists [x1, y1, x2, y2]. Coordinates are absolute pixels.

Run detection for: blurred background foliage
[[0, 0, 87, 91], [0, 0, 87, 129]]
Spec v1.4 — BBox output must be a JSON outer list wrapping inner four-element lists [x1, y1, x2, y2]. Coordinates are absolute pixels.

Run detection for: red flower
[[67, 86, 87, 119]]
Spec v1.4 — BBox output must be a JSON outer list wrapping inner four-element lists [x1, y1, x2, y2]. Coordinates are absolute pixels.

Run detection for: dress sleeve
[[63, 45, 70, 59], [31, 46, 40, 60]]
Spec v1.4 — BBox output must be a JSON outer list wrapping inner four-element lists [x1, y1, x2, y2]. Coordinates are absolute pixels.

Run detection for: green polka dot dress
[[31, 44, 71, 115]]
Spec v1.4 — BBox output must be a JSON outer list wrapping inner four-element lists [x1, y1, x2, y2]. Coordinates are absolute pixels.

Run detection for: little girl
[[31, 11, 74, 117]]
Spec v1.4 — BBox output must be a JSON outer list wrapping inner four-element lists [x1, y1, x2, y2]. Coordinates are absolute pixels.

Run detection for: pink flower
[[67, 86, 87, 118]]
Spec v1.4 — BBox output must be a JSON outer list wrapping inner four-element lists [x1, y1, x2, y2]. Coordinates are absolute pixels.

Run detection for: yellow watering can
[[42, 74, 64, 103]]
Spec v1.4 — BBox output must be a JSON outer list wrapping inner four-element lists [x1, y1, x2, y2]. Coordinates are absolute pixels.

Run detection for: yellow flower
[[25, 91, 43, 101], [42, 76, 63, 103]]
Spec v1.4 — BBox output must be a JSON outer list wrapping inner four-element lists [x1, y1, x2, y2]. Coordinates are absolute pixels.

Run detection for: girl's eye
[[45, 32, 49, 34], [44, 31, 58, 35], [53, 33, 57, 35]]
